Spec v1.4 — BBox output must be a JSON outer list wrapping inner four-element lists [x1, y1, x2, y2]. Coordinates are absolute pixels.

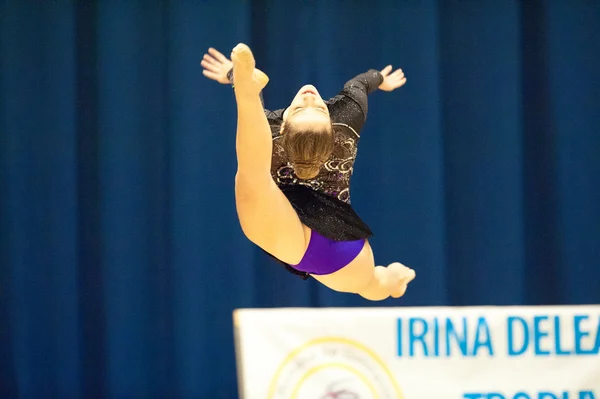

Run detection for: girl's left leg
[[357, 263, 415, 301], [312, 241, 415, 301]]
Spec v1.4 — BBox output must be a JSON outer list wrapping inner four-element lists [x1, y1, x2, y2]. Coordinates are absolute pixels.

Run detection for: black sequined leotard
[[229, 69, 384, 278]]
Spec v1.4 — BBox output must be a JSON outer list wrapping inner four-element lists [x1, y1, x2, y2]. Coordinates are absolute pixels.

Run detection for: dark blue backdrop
[[1, 1, 599, 397]]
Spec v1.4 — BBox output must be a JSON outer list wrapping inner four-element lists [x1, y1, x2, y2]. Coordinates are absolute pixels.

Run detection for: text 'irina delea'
[[397, 314, 600, 358]]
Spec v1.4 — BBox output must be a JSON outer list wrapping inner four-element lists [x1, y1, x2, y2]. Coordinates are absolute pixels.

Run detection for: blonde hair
[[281, 122, 334, 180]]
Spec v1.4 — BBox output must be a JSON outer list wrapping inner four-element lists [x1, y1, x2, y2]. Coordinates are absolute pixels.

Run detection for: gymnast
[[201, 44, 415, 301]]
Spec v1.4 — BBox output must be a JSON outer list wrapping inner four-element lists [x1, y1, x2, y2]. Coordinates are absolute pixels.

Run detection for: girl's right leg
[[231, 44, 308, 265], [234, 175, 309, 265]]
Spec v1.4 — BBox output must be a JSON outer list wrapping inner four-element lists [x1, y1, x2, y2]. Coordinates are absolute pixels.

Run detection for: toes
[[231, 43, 255, 68], [389, 263, 415, 279], [391, 284, 407, 299], [391, 276, 413, 298], [388, 262, 415, 298]]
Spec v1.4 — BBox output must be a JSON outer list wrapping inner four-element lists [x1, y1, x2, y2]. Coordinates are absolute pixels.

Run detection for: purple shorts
[[290, 230, 366, 275]]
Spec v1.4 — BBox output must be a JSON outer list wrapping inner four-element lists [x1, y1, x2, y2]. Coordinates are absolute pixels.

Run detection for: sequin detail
[[267, 70, 383, 205], [272, 128, 357, 203], [258, 70, 383, 279]]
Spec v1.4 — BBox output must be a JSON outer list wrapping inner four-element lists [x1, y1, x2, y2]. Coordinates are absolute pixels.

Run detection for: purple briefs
[[290, 230, 366, 275]]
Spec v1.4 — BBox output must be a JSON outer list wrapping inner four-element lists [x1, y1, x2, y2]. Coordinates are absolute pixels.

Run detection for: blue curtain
[[1, 1, 599, 397]]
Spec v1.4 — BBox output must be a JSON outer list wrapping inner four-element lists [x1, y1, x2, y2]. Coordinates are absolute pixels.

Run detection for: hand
[[201, 48, 233, 84], [378, 65, 407, 92]]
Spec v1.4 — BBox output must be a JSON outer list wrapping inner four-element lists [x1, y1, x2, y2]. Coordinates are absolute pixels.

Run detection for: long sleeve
[[325, 69, 383, 135], [267, 70, 384, 206], [340, 69, 383, 119], [344, 69, 384, 95]]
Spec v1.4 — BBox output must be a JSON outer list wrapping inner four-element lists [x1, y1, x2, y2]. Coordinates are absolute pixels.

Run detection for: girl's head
[[281, 85, 334, 179]]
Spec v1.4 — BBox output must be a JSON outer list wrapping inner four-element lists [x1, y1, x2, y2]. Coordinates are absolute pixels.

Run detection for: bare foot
[[231, 43, 255, 77], [252, 69, 269, 90], [387, 262, 416, 298], [231, 43, 268, 93]]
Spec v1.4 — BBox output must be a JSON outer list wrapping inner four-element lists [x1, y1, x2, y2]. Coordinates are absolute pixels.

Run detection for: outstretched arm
[[345, 65, 406, 93], [343, 69, 384, 95], [342, 66, 407, 117], [329, 66, 406, 133]]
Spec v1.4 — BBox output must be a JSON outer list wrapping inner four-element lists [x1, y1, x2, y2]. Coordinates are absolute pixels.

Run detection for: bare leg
[[312, 241, 415, 301], [230, 43, 307, 264], [231, 44, 272, 178]]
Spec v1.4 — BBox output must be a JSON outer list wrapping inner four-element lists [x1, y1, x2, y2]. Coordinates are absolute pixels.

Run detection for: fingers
[[391, 68, 404, 79], [394, 77, 407, 89], [202, 69, 221, 81], [386, 68, 407, 90], [389, 68, 405, 85], [200, 59, 220, 73], [208, 47, 229, 63], [379, 66, 407, 90], [388, 70, 404, 82], [202, 53, 221, 67]]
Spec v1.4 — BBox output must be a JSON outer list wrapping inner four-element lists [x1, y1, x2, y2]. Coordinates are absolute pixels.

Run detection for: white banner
[[233, 306, 600, 399]]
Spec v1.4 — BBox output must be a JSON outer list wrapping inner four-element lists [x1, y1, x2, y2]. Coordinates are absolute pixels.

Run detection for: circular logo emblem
[[267, 337, 403, 399]]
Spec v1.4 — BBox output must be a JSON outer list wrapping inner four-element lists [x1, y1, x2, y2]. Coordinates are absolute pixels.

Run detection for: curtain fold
[[1, 1, 599, 397]]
